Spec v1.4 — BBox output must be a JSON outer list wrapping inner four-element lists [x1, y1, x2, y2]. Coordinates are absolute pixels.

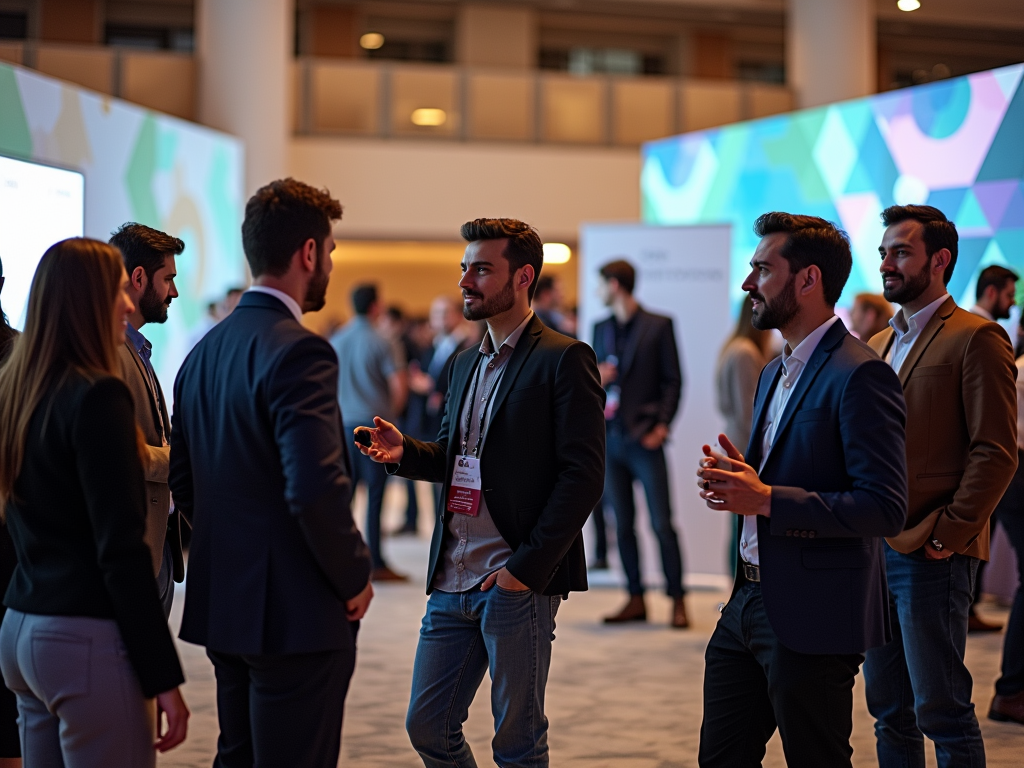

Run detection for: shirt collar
[[124, 323, 150, 357], [480, 311, 534, 356], [968, 304, 994, 322], [781, 315, 840, 375], [247, 286, 303, 323], [890, 293, 950, 338]]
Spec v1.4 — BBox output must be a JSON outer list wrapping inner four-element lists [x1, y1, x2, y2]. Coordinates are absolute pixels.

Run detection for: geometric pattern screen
[[641, 63, 1024, 310]]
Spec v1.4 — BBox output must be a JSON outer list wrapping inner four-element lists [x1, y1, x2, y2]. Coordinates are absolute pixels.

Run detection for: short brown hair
[[599, 260, 636, 294], [753, 212, 852, 306], [460, 218, 544, 301], [242, 178, 342, 278]]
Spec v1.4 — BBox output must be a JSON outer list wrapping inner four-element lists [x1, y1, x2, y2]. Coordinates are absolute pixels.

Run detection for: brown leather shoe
[[603, 595, 646, 623], [968, 612, 1003, 633], [371, 566, 408, 583], [671, 596, 689, 629], [989, 691, 1024, 724]]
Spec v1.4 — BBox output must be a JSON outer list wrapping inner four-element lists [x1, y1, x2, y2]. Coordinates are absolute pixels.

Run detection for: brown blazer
[[869, 297, 1017, 560], [117, 341, 184, 581]]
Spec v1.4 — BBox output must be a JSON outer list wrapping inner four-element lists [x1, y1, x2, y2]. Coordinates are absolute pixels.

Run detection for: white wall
[[289, 137, 641, 242]]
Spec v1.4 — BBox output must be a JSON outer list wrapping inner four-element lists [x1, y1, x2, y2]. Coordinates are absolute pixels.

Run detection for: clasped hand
[[696, 434, 771, 517], [355, 417, 405, 464]]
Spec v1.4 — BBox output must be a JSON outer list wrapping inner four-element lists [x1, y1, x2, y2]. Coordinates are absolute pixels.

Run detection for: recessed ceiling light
[[411, 108, 447, 126], [543, 243, 571, 264], [360, 32, 385, 50], [897, 0, 921, 11]]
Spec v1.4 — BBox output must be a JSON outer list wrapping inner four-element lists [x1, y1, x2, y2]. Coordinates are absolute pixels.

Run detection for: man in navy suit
[[696, 212, 908, 767], [170, 179, 373, 768]]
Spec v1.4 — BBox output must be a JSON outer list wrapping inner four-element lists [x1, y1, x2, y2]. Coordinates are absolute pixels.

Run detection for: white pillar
[[787, 0, 876, 109], [197, 0, 291, 195]]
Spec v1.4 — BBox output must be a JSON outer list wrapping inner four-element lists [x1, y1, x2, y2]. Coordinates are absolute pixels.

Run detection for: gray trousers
[[0, 610, 156, 768]]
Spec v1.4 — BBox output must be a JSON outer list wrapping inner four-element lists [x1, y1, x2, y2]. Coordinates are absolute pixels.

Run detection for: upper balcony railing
[[0, 42, 795, 146]]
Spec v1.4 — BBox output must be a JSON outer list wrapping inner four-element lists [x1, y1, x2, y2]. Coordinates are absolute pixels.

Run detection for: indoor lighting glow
[[543, 243, 571, 264], [897, 0, 921, 11], [411, 108, 447, 126], [360, 32, 385, 50]]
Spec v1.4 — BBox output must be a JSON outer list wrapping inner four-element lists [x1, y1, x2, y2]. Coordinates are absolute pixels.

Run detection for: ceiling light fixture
[[543, 243, 571, 264], [896, 0, 920, 11], [411, 108, 447, 126], [360, 32, 385, 50]]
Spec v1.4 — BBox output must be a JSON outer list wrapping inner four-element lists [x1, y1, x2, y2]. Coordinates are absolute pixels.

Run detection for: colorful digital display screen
[[642, 64, 1024, 311]]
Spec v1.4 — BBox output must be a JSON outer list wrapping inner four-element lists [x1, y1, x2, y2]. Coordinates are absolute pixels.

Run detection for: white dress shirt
[[886, 293, 950, 374], [968, 304, 994, 321], [247, 285, 303, 323], [740, 315, 841, 566]]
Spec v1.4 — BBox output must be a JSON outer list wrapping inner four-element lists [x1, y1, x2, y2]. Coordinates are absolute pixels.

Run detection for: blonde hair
[[0, 238, 125, 510]]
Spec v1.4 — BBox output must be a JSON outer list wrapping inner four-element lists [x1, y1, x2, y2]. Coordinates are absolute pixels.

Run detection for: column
[[787, 0, 876, 109], [197, 0, 291, 194]]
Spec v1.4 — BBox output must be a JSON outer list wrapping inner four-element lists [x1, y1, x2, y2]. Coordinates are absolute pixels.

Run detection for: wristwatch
[[930, 538, 944, 552]]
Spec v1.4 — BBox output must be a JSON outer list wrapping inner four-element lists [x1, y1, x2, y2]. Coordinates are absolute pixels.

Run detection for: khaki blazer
[[117, 341, 176, 577], [869, 297, 1017, 560]]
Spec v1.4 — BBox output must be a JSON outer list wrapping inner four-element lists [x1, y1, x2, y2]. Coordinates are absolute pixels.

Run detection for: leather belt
[[742, 562, 761, 583]]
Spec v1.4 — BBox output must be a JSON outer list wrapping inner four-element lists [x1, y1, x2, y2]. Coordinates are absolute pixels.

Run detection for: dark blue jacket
[[169, 292, 372, 656], [737, 319, 908, 655]]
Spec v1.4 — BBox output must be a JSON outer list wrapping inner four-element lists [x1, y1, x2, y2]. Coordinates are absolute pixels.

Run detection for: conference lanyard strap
[[461, 351, 506, 458]]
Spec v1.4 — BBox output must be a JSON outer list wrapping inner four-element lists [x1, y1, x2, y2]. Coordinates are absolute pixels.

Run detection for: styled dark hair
[[351, 284, 378, 315], [109, 222, 184, 282], [460, 218, 544, 301], [599, 259, 636, 295], [975, 265, 1019, 301], [242, 178, 342, 278], [753, 212, 852, 306], [880, 205, 959, 285]]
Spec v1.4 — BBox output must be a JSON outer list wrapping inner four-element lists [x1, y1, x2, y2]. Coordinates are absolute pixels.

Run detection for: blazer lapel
[[446, 349, 478, 449], [125, 341, 164, 439], [896, 296, 955, 387], [488, 315, 543, 422], [745, 359, 782, 467]]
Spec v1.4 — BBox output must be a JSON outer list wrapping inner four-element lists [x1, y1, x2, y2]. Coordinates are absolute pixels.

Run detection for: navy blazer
[[736, 319, 908, 656], [169, 292, 372, 656]]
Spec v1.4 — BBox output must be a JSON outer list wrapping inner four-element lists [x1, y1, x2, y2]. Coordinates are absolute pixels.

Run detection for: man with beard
[[696, 212, 908, 768], [355, 218, 605, 768], [969, 264, 1018, 323], [109, 223, 185, 618], [862, 205, 1017, 768], [169, 179, 373, 768]]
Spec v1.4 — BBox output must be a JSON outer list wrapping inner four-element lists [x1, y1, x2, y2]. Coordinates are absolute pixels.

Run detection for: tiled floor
[[158, 486, 1024, 767]]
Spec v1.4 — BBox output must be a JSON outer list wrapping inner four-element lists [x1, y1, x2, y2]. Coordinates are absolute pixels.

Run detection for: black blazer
[[592, 308, 683, 440], [3, 373, 184, 698], [169, 292, 372, 656], [393, 314, 606, 596], [736, 319, 908, 655]]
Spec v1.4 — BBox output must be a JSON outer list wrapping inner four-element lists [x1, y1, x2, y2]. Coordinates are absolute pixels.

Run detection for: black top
[[3, 373, 184, 698]]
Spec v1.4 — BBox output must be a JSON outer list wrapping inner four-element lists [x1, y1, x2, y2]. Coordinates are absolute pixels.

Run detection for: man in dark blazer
[[592, 259, 687, 627], [357, 218, 605, 768], [110, 222, 186, 619], [169, 179, 373, 768], [696, 212, 908, 768]]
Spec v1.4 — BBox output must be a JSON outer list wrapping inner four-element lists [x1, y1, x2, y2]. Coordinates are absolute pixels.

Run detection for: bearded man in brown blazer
[[862, 204, 1018, 768]]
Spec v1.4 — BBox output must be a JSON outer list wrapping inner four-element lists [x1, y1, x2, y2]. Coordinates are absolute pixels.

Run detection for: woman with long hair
[[0, 258, 18, 767], [716, 295, 773, 451], [0, 238, 188, 766]]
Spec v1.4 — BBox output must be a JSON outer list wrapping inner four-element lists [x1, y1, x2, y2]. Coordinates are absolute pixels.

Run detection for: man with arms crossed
[[109, 223, 186, 619], [697, 212, 908, 768], [863, 204, 1018, 768], [169, 179, 373, 768], [357, 218, 605, 768]]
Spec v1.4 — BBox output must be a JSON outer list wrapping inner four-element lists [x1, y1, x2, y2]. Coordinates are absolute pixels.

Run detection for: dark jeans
[[346, 423, 388, 568], [604, 429, 684, 597], [407, 587, 561, 768], [699, 582, 863, 768], [863, 545, 984, 768], [996, 453, 1024, 696], [208, 645, 356, 768], [590, 496, 608, 562]]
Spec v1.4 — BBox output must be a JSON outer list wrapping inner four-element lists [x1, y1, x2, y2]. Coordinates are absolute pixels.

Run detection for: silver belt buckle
[[743, 562, 761, 582]]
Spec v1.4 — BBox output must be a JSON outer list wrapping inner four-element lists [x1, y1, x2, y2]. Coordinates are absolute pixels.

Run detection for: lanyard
[[461, 352, 504, 457]]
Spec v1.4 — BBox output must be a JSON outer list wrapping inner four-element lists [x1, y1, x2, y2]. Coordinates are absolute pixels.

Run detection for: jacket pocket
[[917, 471, 964, 481], [801, 544, 872, 569], [507, 384, 548, 404], [793, 406, 831, 423], [912, 363, 952, 377]]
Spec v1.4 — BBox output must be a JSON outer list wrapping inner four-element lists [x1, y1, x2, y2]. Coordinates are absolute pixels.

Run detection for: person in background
[[332, 284, 408, 582], [109, 223, 185, 620], [864, 205, 1017, 768], [593, 259, 688, 629], [969, 265, 1018, 322], [0, 238, 188, 766], [849, 293, 894, 341], [532, 275, 576, 338]]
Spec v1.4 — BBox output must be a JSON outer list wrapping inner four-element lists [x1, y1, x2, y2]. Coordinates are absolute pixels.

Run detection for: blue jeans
[[604, 428, 684, 597], [863, 544, 984, 768], [345, 423, 388, 568], [406, 587, 561, 768]]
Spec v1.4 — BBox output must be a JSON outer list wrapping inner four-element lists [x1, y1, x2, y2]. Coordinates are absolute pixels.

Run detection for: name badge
[[447, 455, 482, 516]]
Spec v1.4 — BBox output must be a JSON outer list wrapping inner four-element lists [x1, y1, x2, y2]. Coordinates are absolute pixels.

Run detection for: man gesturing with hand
[[357, 218, 605, 768], [695, 212, 908, 768]]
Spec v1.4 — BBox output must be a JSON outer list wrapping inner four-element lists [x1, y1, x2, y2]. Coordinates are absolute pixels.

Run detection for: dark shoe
[[371, 566, 408, 583], [603, 595, 646, 624], [989, 691, 1024, 724], [968, 612, 1003, 633], [590, 558, 609, 570], [671, 596, 689, 629]]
